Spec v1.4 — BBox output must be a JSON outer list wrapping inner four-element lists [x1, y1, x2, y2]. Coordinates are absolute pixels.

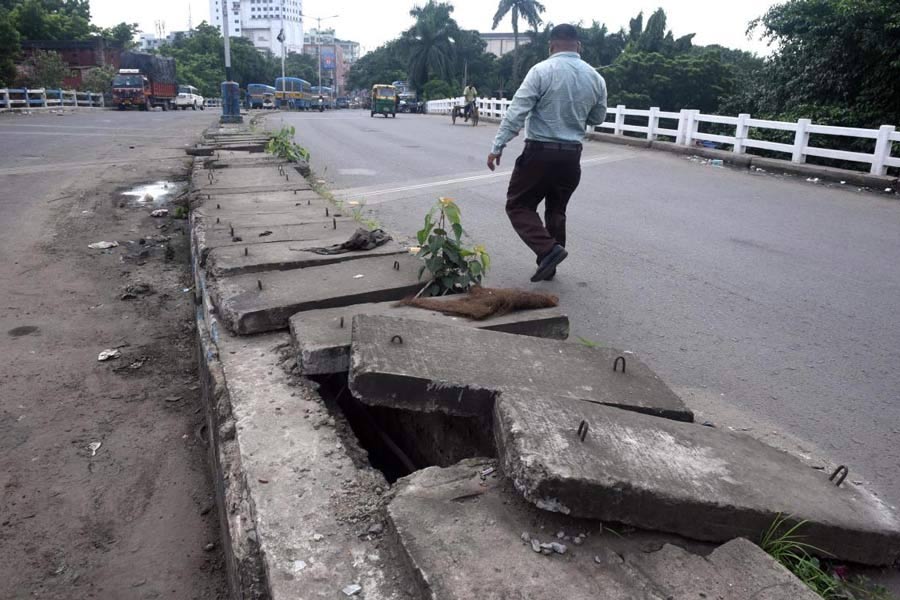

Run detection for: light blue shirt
[[491, 52, 607, 156]]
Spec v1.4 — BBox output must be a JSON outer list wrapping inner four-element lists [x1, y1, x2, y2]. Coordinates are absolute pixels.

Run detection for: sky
[[90, 0, 778, 55]]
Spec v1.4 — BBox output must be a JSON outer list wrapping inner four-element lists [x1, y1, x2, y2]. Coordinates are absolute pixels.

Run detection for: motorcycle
[[318, 96, 325, 112]]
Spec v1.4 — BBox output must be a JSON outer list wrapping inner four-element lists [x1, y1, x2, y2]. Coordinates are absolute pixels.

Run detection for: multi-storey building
[[209, 0, 304, 55]]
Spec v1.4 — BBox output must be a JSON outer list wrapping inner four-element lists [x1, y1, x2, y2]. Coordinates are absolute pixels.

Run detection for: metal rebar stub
[[390, 335, 403, 345], [577, 419, 589, 442], [339, 316, 344, 329], [393, 260, 400, 271], [244, 247, 248, 257], [257, 279, 263, 291], [830, 465, 849, 487], [326, 207, 330, 217], [613, 356, 626, 373]]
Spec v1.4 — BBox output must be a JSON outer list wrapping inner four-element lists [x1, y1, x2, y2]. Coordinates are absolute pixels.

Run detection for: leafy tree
[[422, 78, 453, 100], [0, 8, 20, 86], [23, 47, 67, 87], [405, 1, 458, 92], [346, 39, 407, 91], [100, 21, 137, 48], [9, 0, 93, 40], [491, 0, 545, 81], [79, 63, 114, 91], [283, 52, 316, 84], [748, 0, 900, 128]]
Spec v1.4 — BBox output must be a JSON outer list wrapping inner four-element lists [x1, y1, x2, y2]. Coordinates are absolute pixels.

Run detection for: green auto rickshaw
[[371, 84, 397, 118]]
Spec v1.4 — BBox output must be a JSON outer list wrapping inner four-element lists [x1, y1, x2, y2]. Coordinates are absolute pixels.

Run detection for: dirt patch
[[0, 141, 226, 597]]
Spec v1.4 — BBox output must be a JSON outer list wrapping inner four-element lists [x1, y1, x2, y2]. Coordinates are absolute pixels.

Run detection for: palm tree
[[491, 0, 546, 82], [406, 1, 459, 92]]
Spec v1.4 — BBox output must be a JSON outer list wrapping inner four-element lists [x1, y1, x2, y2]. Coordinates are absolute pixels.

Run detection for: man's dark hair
[[550, 24, 579, 42]]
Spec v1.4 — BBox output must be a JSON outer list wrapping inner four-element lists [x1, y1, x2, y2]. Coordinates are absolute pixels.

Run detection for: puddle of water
[[121, 180, 186, 207]]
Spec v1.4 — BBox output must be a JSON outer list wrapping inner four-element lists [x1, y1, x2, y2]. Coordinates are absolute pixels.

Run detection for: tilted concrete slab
[[494, 391, 900, 565], [292, 300, 569, 375], [193, 209, 335, 230], [193, 219, 362, 266], [194, 183, 312, 196], [193, 165, 293, 190], [623, 539, 821, 600], [388, 458, 820, 600], [207, 238, 409, 278], [348, 314, 692, 421], [209, 255, 427, 335], [192, 190, 327, 214]]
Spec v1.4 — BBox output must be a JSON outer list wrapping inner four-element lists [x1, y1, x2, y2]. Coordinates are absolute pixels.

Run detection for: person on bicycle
[[463, 83, 478, 121]]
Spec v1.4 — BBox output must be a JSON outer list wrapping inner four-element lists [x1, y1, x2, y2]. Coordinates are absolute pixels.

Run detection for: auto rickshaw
[[371, 84, 397, 118]]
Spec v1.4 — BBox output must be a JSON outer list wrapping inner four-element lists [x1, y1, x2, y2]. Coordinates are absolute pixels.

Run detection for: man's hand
[[487, 153, 501, 172]]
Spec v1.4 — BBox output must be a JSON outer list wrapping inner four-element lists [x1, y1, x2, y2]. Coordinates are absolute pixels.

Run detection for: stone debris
[[97, 348, 121, 361], [341, 583, 362, 596]]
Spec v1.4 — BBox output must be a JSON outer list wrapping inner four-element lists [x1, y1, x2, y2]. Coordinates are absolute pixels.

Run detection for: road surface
[[273, 109, 900, 507], [0, 109, 226, 598]]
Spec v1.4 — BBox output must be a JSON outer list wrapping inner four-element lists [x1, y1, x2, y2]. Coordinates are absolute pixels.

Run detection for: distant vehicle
[[175, 85, 205, 110], [311, 86, 334, 109], [371, 84, 397, 118], [336, 96, 350, 109], [275, 77, 312, 110], [246, 83, 276, 109], [112, 52, 176, 111]]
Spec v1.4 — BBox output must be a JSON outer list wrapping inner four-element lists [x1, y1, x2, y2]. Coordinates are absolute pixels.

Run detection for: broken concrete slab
[[209, 255, 427, 335], [193, 165, 294, 190], [192, 190, 325, 214], [494, 391, 900, 565], [348, 314, 691, 421], [194, 209, 335, 230], [387, 458, 820, 599], [207, 238, 409, 278], [623, 538, 821, 600], [193, 183, 312, 196], [193, 219, 362, 266], [292, 300, 569, 375]]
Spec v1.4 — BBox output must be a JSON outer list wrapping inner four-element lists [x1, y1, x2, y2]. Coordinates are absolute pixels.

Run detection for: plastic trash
[[98, 349, 121, 361], [150, 209, 168, 217], [88, 241, 119, 249], [710, 159, 724, 167], [88, 442, 102, 456], [342, 584, 362, 596]]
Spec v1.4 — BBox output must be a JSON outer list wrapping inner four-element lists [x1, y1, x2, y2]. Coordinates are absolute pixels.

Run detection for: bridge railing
[[0, 88, 105, 112], [426, 98, 900, 176]]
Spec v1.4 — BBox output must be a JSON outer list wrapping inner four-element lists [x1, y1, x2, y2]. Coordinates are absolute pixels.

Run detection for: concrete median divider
[[189, 120, 897, 599]]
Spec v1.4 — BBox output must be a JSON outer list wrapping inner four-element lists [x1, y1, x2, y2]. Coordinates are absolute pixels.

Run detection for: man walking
[[487, 24, 607, 282]]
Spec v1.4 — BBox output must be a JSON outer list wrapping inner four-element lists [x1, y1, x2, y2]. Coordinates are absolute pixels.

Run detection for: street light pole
[[219, 0, 241, 122], [298, 13, 338, 96]]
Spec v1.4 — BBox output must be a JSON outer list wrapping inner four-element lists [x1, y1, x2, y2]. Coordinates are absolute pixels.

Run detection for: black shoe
[[531, 245, 568, 282], [545, 267, 556, 281]]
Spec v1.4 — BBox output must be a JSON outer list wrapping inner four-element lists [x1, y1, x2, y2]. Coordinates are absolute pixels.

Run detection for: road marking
[[338, 168, 377, 176], [333, 153, 635, 203]]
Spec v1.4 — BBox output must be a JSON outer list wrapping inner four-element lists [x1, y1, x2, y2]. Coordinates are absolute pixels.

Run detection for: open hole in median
[[312, 373, 495, 484]]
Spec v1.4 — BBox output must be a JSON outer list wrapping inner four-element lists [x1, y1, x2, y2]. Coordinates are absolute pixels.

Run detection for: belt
[[525, 140, 582, 152]]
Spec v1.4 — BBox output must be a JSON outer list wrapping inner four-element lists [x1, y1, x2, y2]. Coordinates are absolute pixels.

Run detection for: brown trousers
[[505, 141, 582, 259]]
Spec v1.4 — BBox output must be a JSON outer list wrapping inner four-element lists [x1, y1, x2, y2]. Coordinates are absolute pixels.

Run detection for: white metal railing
[[426, 98, 900, 176], [0, 88, 105, 111], [204, 97, 223, 108]]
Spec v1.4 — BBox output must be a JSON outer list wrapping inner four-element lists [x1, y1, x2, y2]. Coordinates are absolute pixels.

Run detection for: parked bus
[[311, 86, 334, 110], [246, 83, 276, 109], [274, 77, 312, 110]]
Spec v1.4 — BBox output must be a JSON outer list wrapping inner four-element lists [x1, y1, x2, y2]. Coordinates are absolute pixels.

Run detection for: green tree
[[79, 63, 114, 91], [491, 0, 545, 82], [100, 22, 137, 48], [346, 39, 407, 91], [10, 0, 93, 40], [422, 78, 453, 100], [748, 0, 900, 127], [405, 1, 458, 92], [0, 8, 20, 86], [24, 47, 67, 87], [283, 52, 316, 84]]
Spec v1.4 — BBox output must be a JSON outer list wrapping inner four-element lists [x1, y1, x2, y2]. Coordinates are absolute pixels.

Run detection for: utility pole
[[220, 0, 241, 122], [278, 0, 286, 107]]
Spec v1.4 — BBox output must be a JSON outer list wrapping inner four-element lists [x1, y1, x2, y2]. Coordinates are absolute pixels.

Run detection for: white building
[[138, 33, 163, 51], [209, 0, 304, 55]]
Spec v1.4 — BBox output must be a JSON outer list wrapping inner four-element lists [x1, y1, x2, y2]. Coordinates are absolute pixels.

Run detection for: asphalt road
[[273, 109, 900, 507]]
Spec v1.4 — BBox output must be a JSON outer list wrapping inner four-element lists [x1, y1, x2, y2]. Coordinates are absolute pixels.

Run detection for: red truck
[[112, 52, 177, 111]]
